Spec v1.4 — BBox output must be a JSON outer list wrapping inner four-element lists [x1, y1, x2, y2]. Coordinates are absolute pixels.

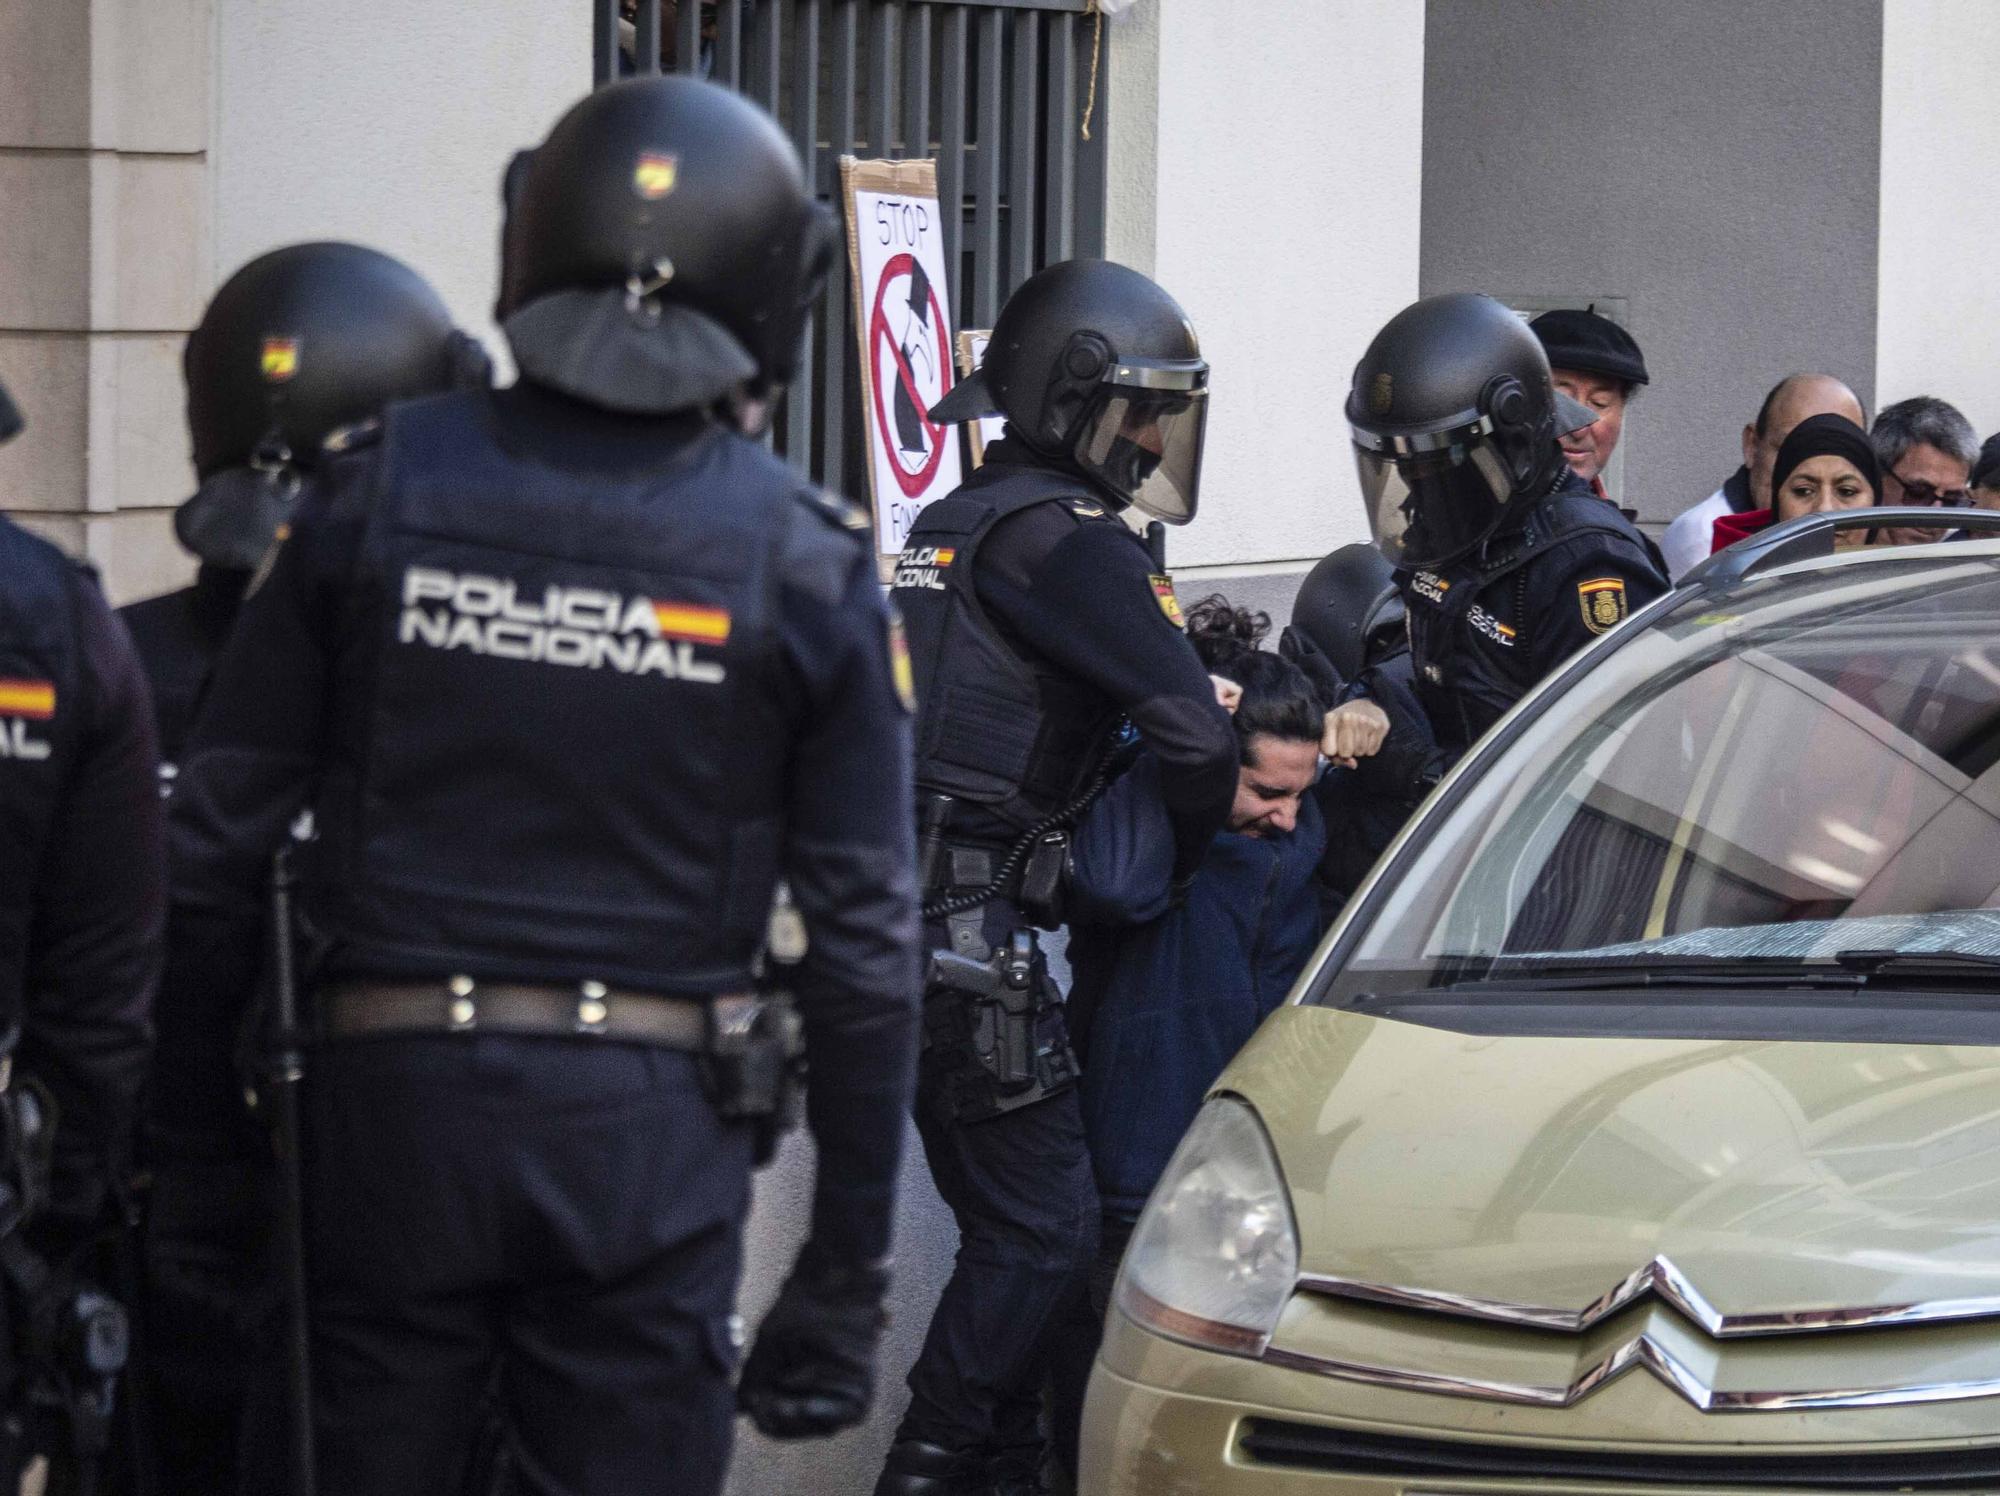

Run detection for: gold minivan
[[1085, 515, 2000, 1492]]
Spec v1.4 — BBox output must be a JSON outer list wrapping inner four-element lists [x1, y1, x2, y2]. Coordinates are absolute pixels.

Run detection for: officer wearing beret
[[168, 77, 919, 1495], [1529, 305, 1649, 506], [0, 377, 163, 1486]]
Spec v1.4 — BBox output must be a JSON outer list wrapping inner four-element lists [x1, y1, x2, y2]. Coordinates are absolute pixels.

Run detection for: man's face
[[1227, 735, 1320, 839], [1881, 440, 1973, 546], [1742, 378, 1866, 509], [1553, 369, 1628, 485]]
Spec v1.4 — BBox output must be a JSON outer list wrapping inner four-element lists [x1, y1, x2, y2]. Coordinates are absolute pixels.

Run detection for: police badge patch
[[1149, 573, 1185, 628], [1577, 577, 1628, 635]]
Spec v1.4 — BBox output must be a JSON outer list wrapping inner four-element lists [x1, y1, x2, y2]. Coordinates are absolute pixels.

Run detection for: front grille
[[1238, 1419, 2000, 1489]]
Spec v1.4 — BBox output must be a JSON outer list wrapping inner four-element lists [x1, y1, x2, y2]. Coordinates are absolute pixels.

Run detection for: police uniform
[[118, 566, 248, 775], [119, 239, 488, 1496], [168, 382, 919, 1496], [1397, 470, 1668, 758], [0, 510, 163, 1481], [886, 437, 1236, 1485]]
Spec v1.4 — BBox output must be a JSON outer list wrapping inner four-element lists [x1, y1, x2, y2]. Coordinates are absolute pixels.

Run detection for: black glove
[[737, 1242, 890, 1439], [1277, 624, 1347, 711]]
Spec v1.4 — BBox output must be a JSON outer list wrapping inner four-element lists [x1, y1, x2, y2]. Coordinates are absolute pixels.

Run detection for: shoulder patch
[[320, 417, 382, 456], [795, 487, 872, 536], [1149, 572, 1186, 628], [1577, 576, 1628, 635]]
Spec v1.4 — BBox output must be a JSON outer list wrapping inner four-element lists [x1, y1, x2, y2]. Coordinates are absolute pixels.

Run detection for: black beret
[[1529, 306, 1649, 389]]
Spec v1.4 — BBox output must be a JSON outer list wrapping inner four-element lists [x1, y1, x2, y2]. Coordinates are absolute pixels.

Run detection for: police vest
[[1402, 488, 1646, 751], [309, 391, 863, 995], [0, 518, 87, 1017], [893, 465, 1128, 836]]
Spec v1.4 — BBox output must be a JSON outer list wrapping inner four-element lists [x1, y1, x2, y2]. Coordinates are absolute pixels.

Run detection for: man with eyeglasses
[[1872, 395, 1979, 546]]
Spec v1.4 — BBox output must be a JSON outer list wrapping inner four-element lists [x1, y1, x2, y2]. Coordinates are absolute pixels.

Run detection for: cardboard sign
[[955, 330, 1008, 469], [841, 156, 964, 572]]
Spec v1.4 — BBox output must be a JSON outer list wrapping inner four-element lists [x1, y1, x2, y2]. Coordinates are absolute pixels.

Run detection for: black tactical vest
[[1402, 487, 1648, 751], [308, 391, 860, 995], [893, 464, 1127, 837], [0, 518, 87, 1018]]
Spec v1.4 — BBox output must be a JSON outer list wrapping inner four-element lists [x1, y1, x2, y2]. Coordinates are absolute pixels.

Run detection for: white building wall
[[1877, 0, 2000, 442], [212, 0, 590, 365], [1108, 0, 1425, 586]]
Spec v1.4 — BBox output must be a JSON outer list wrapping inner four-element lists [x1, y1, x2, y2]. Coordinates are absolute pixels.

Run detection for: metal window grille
[[592, 0, 1109, 495]]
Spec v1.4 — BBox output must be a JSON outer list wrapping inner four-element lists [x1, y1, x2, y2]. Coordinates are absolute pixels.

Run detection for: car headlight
[[1113, 1095, 1298, 1356]]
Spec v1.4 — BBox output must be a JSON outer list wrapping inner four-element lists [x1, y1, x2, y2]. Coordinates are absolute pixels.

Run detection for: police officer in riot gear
[[881, 259, 1243, 1496], [1280, 544, 1432, 907], [122, 242, 487, 772], [1346, 292, 1667, 786], [0, 376, 163, 1488], [1288, 542, 1405, 688], [120, 241, 486, 1496], [168, 76, 918, 1496]]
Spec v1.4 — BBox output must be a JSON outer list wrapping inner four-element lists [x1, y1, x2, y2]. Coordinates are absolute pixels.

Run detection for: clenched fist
[[1322, 699, 1389, 768]]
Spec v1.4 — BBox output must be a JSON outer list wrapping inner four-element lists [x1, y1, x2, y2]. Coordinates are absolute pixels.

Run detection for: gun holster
[[700, 992, 806, 1166], [922, 919, 1078, 1125], [0, 1063, 129, 1480]]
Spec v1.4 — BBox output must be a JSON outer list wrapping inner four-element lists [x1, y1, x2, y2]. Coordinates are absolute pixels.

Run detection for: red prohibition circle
[[868, 251, 954, 499]]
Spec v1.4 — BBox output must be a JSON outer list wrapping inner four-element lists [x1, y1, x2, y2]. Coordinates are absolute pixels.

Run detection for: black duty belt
[[923, 843, 1013, 898], [321, 978, 709, 1050]]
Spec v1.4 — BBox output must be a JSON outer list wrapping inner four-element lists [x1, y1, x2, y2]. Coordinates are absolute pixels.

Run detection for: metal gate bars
[[592, 0, 1110, 495]]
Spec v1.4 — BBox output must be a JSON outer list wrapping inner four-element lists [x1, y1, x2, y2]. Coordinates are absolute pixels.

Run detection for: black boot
[[985, 1442, 1050, 1496], [873, 1440, 988, 1496]]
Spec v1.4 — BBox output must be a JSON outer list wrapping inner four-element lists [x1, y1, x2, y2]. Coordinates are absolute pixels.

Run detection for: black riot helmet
[[0, 376, 20, 446], [1291, 543, 1406, 682], [930, 259, 1210, 524], [1347, 292, 1597, 570], [499, 76, 836, 419], [182, 242, 484, 570]]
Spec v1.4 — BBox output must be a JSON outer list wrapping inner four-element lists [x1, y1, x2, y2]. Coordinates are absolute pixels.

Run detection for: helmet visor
[[1074, 383, 1208, 524], [1354, 422, 1516, 569]]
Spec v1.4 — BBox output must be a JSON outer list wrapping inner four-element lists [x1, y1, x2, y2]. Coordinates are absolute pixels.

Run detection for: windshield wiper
[[1430, 962, 1867, 994], [1831, 948, 2000, 979], [1425, 949, 2000, 996]]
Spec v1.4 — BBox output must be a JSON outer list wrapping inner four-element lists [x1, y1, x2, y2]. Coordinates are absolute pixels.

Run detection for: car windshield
[[1319, 549, 2000, 1004]]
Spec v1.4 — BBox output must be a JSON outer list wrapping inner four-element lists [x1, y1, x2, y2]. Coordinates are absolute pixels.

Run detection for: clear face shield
[[1352, 415, 1517, 569], [1070, 357, 1209, 523]]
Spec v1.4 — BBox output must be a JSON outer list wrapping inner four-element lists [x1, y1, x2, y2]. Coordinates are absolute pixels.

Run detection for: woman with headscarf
[[1711, 412, 1882, 554]]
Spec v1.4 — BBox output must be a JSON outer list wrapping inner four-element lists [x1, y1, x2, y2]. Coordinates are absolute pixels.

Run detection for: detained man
[[1061, 595, 1332, 1342]]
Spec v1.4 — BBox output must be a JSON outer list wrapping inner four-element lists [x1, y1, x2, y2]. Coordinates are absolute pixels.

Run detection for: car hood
[[1223, 1004, 2000, 1326]]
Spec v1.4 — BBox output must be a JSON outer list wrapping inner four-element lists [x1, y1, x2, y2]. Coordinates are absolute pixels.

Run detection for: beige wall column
[[0, 0, 213, 603]]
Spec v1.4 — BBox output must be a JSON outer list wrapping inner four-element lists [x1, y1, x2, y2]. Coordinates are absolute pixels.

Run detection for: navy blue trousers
[[300, 1035, 754, 1496], [893, 935, 1098, 1463]]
